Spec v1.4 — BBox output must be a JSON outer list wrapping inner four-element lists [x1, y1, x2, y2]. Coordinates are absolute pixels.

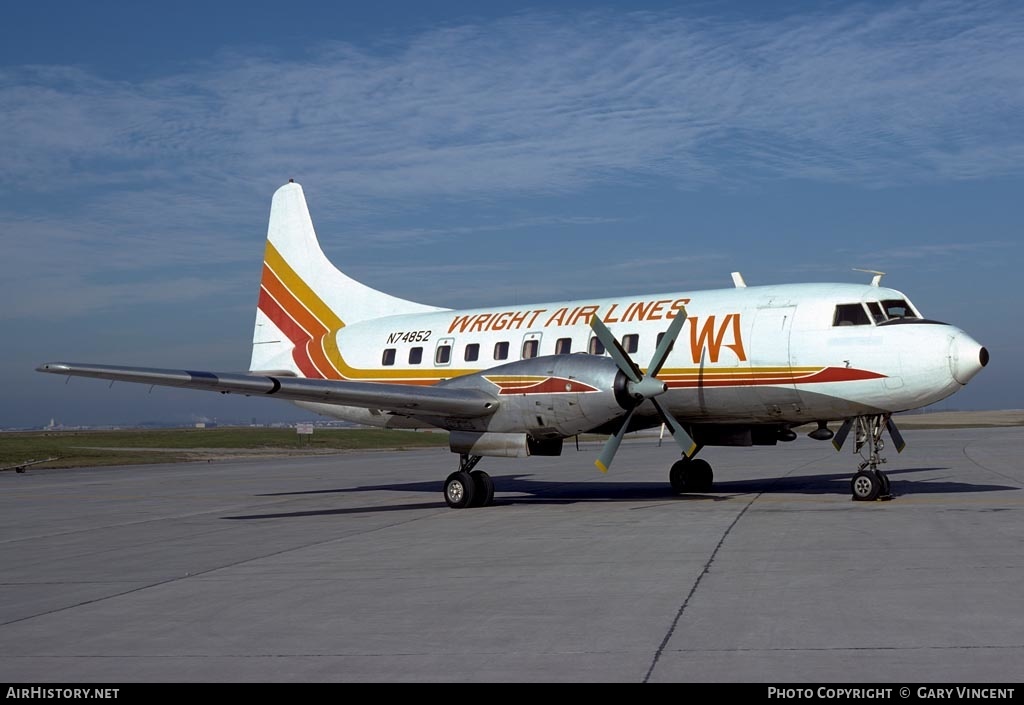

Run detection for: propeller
[[590, 310, 697, 472]]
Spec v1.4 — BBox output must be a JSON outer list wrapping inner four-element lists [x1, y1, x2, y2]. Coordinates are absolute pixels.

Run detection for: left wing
[[0, 457, 61, 473], [36, 362, 499, 419]]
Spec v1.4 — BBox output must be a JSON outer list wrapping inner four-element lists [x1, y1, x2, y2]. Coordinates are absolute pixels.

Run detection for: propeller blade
[[595, 409, 635, 473], [647, 306, 688, 378], [832, 418, 854, 452], [885, 416, 906, 453], [589, 315, 642, 383], [651, 398, 698, 459]]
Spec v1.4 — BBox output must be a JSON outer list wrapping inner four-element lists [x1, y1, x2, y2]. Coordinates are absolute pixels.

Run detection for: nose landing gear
[[834, 414, 903, 501]]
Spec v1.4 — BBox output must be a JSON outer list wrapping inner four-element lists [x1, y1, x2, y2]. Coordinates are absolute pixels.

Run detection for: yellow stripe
[[264, 243, 344, 330], [264, 242, 345, 378], [656, 366, 820, 376], [265, 242, 480, 382], [261, 248, 831, 386]]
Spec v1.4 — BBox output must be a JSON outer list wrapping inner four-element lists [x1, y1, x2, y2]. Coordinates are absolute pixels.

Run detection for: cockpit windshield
[[865, 301, 886, 324], [880, 299, 918, 319], [833, 298, 922, 327]]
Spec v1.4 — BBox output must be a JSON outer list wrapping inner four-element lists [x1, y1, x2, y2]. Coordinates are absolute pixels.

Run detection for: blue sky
[[2, 0, 1021, 427]]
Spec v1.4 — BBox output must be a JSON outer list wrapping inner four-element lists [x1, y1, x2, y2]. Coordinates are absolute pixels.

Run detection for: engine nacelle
[[438, 354, 630, 438], [449, 431, 564, 457]]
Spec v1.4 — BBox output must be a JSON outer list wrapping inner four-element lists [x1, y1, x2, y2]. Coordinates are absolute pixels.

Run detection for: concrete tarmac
[[1, 428, 1023, 683]]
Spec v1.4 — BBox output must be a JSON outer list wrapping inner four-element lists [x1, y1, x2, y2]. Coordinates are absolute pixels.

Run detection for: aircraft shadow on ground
[[227, 467, 1018, 519]]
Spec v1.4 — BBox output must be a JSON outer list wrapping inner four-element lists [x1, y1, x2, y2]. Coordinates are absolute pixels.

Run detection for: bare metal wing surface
[[0, 457, 61, 473], [36, 363, 498, 419]]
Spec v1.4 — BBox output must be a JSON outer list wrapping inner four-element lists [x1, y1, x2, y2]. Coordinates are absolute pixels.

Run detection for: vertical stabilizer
[[250, 182, 444, 377]]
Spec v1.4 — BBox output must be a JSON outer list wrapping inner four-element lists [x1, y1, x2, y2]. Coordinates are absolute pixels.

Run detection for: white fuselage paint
[[277, 282, 984, 430]]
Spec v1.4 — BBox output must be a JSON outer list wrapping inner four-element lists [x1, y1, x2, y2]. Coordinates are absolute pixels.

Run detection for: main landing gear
[[669, 456, 714, 494], [443, 454, 495, 509]]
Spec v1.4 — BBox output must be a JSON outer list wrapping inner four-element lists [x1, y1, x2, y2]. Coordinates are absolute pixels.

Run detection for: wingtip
[[36, 362, 68, 373]]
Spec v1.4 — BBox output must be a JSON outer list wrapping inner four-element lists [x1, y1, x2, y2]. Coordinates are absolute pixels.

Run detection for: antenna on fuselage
[[853, 268, 885, 287]]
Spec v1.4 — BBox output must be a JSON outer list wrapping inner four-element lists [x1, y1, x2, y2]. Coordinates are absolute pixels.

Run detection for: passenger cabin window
[[833, 304, 871, 327], [589, 336, 605, 355], [464, 343, 480, 362], [522, 339, 539, 359], [435, 345, 451, 365], [555, 338, 572, 355], [622, 334, 639, 354], [409, 347, 423, 364], [882, 299, 917, 319], [382, 348, 396, 366], [866, 302, 886, 323], [494, 341, 509, 361]]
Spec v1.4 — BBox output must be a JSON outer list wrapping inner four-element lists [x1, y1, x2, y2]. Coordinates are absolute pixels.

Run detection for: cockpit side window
[[833, 303, 871, 327], [881, 299, 918, 319]]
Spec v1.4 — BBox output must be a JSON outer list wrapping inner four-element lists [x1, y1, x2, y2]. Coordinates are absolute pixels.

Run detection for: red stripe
[[665, 366, 885, 389], [259, 268, 345, 379], [496, 378, 600, 395], [258, 287, 322, 378], [800, 367, 886, 383]]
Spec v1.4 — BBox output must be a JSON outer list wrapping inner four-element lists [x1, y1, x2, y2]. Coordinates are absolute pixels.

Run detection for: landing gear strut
[[669, 456, 714, 494], [443, 454, 495, 509], [846, 415, 895, 501]]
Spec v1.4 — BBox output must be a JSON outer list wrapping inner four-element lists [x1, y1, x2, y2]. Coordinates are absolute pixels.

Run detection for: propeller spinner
[[590, 310, 697, 472]]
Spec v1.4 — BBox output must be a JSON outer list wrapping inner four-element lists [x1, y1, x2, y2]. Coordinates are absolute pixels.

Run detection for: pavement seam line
[[639, 451, 828, 683], [642, 493, 759, 683], [0, 508, 444, 629]]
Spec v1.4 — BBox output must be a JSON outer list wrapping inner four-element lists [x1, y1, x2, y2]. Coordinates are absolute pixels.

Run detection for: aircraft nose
[[949, 332, 989, 385]]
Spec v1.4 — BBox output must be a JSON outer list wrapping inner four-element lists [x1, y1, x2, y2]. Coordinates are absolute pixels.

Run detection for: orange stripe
[[263, 244, 348, 378], [257, 287, 321, 378], [264, 243, 343, 329], [261, 266, 340, 379]]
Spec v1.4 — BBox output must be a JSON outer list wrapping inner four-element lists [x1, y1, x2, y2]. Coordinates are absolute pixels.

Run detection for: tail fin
[[250, 181, 443, 377]]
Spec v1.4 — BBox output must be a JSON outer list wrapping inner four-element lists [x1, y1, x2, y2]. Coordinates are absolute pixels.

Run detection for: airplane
[[37, 181, 989, 507], [0, 457, 61, 473]]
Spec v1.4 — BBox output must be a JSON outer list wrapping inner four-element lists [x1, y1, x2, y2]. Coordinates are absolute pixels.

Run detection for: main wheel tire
[[669, 460, 688, 494], [669, 458, 714, 494], [851, 471, 881, 501], [471, 471, 495, 507], [689, 459, 714, 493], [444, 471, 477, 509]]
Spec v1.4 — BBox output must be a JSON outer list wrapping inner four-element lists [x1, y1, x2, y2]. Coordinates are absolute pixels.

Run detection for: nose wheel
[[841, 415, 897, 501], [851, 469, 890, 501]]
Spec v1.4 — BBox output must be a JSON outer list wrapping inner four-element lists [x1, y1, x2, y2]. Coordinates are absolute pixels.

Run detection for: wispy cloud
[[3, 2, 1021, 196], [869, 241, 1016, 260], [2, 1, 1022, 319], [346, 214, 626, 247]]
